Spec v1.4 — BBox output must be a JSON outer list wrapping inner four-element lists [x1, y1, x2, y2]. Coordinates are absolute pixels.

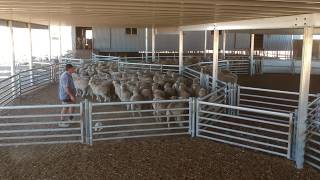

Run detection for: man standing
[[59, 64, 76, 127]]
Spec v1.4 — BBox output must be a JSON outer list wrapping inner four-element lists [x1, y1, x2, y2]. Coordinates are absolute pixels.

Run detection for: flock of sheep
[[70, 60, 239, 130], [72, 62, 209, 103]]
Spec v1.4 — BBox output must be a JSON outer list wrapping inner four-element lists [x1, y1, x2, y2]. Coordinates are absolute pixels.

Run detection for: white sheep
[[89, 78, 113, 102], [166, 97, 187, 127], [72, 73, 89, 98], [130, 88, 144, 117]]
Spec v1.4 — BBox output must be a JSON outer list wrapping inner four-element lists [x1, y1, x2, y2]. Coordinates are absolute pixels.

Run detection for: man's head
[[65, 64, 75, 74]]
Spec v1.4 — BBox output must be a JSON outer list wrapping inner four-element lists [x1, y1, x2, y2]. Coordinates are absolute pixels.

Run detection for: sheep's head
[[132, 87, 140, 95], [164, 83, 171, 90], [152, 83, 160, 91], [198, 88, 208, 97], [179, 83, 187, 90], [192, 83, 200, 90], [170, 96, 177, 100]]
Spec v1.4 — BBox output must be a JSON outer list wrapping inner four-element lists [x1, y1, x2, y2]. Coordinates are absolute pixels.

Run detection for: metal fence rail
[[188, 59, 250, 76], [196, 101, 294, 158], [88, 99, 193, 143], [305, 97, 320, 170], [0, 103, 83, 146], [0, 64, 59, 107], [118, 62, 179, 73], [0, 74, 20, 107], [239, 86, 317, 114]]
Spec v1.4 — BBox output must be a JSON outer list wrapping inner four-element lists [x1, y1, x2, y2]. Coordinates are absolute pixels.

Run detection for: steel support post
[[212, 30, 219, 90], [223, 30, 227, 60], [145, 27, 148, 62], [204, 30, 207, 59], [28, 23, 34, 85], [59, 25, 62, 63], [9, 20, 15, 76], [179, 30, 184, 75], [250, 34, 255, 76], [48, 25, 52, 62], [151, 27, 156, 62], [295, 27, 313, 169]]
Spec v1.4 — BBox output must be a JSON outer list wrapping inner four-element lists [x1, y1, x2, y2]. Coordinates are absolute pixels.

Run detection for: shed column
[[179, 30, 184, 75], [28, 23, 33, 70], [9, 20, 15, 76], [223, 30, 227, 59], [204, 30, 207, 59], [212, 30, 219, 90], [250, 34, 255, 75], [48, 25, 52, 62], [295, 27, 313, 169], [145, 27, 148, 62], [151, 27, 156, 62], [59, 25, 62, 63], [28, 23, 33, 85]]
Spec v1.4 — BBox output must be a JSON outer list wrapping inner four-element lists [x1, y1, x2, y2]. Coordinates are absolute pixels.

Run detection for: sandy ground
[[0, 73, 319, 179], [0, 137, 319, 180]]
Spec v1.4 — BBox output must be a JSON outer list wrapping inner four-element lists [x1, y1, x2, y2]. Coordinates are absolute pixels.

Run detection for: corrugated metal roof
[[0, 0, 319, 27]]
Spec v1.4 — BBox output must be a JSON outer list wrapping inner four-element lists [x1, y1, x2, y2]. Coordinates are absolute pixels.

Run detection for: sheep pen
[[0, 61, 320, 179]]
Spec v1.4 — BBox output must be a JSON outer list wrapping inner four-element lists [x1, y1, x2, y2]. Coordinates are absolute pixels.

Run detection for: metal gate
[[196, 99, 294, 158], [305, 97, 320, 170], [87, 98, 194, 143], [0, 103, 83, 146]]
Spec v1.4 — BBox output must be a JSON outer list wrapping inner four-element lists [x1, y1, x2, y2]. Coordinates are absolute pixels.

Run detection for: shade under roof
[[0, 0, 320, 27]]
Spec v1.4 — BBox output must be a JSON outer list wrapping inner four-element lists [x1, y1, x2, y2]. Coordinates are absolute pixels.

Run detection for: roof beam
[[180, 13, 320, 31]]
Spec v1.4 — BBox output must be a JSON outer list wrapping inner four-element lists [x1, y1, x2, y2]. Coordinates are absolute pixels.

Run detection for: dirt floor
[[0, 137, 319, 180], [238, 73, 320, 93], [1, 73, 319, 179]]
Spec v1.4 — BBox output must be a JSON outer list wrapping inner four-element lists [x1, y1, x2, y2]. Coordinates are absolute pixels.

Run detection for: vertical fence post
[[84, 99, 93, 145], [291, 110, 298, 160], [295, 27, 313, 169], [200, 68, 205, 88], [18, 73, 22, 96], [80, 101, 85, 144], [195, 98, 200, 136], [287, 112, 294, 159], [88, 101, 93, 145], [189, 97, 193, 136], [316, 97, 320, 129]]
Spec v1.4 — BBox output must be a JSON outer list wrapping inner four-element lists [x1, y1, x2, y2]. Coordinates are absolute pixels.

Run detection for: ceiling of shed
[[0, 0, 320, 27]]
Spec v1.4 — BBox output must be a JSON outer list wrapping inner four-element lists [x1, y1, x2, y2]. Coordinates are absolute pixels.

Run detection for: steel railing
[[305, 96, 320, 170], [0, 64, 59, 107], [118, 61, 180, 73], [239, 86, 317, 114], [0, 103, 83, 146], [196, 100, 294, 158], [187, 59, 250, 75], [87, 98, 193, 143]]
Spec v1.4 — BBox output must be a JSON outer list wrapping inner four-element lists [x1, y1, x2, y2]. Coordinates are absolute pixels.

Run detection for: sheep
[[120, 84, 131, 110], [88, 78, 113, 102], [140, 88, 153, 100], [192, 83, 201, 97], [130, 88, 144, 117], [112, 80, 121, 100], [72, 73, 89, 98], [164, 83, 177, 98], [166, 97, 187, 127], [152, 94, 168, 122], [198, 88, 208, 98], [218, 70, 238, 84], [177, 83, 191, 99]]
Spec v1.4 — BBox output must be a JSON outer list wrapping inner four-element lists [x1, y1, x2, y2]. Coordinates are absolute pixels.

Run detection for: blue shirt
[[59, 71, 76, 100]]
